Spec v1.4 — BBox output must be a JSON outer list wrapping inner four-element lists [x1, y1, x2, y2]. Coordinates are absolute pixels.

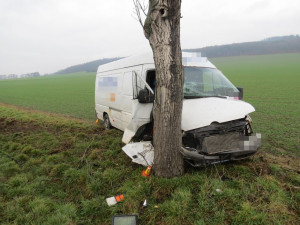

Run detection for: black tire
[[103, 114, 112, 130]]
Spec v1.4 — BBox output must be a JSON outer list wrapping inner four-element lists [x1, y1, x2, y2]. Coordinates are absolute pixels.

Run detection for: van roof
[[97, 52, 216, 73]]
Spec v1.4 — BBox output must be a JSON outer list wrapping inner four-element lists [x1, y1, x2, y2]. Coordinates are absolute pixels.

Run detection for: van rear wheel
[[103, 114, 112, 130]]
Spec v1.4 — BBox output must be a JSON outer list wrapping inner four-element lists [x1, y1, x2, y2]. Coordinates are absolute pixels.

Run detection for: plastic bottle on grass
[[106, 194, 124, 206]]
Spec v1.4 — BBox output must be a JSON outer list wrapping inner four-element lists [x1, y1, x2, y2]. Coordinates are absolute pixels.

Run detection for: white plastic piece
[[122, 141, 154, 166], [106, 197, 117, 206], [216, 189, 222, 193], [143, 199, 147, 207]]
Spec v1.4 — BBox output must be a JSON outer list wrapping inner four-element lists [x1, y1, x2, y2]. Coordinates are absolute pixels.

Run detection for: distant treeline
[[54, 57, 123, 75], [185, 35, 300, 58], [0, 72, 40, 80], [54, 35, 300, 74]]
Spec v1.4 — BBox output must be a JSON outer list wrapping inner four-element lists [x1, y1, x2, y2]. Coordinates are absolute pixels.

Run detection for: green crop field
[[0, 53, 299, 224], [211, 53, 300, 157], [0, 72, 96, 120]]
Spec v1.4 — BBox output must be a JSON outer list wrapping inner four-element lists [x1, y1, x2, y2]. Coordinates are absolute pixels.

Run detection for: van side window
[[146, 70, 156, 91], [132, 71, 144, 99]]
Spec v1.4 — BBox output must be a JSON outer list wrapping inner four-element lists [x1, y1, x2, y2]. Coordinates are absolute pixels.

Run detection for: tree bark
[[144, 0, 184, 177]]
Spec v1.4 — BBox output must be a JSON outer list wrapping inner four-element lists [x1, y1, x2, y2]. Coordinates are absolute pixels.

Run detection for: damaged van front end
[[119, 52, 261, 167], [121, 98, 262, 168], [122, 99, 261, 167], [178, 95, 262, 167], [181, 117, 261, 167]]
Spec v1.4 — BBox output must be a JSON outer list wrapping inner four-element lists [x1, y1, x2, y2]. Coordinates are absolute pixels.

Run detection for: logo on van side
[[98, 77, 118, 88], [97, 77, 118, 102]]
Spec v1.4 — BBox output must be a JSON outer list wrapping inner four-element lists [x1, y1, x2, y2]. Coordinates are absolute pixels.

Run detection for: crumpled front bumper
[[180, 133, 261, 167]]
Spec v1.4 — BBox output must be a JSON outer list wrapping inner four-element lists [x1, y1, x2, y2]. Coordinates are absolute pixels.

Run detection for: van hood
[[182, 98, 255, 131]]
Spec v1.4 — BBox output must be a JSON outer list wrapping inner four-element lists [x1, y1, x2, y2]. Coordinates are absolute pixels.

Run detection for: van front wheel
[[103, 114, 112, 130]]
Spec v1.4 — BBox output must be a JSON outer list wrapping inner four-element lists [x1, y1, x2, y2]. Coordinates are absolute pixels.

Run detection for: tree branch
[[133, 0, 148, 28]]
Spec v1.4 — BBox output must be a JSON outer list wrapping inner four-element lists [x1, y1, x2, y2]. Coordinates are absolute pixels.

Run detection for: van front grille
[[202, 132, 241, 154]]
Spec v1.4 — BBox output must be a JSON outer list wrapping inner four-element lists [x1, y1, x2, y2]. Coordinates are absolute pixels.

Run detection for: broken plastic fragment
[[122, 141, 154, 166], [143, 200, 147, 207]]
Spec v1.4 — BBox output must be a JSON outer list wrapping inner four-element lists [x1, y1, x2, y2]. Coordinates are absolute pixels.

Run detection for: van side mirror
[[237, 87, 243, 100], [138, 89, 154, 103]]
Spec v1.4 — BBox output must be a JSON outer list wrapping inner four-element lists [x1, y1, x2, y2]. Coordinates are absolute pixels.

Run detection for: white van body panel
[[96, 52, 216, 74], [122, 100, 153, 143], [95, 65, 144, 131], [182, 98, 255, 131]]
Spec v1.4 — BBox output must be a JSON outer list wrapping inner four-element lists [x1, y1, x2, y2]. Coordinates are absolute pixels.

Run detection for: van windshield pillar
[[146, 70, 156, 92]]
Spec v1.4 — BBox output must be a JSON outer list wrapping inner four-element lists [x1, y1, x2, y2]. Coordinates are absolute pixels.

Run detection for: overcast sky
[[0, 0, 299, 75]]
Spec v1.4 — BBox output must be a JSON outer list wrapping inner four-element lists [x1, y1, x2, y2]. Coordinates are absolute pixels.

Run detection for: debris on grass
[[106, 194, 125, 206], [112, 215, 138, 225], [142, 199, 147, 207], [122, 142, 154, 166], [142, 166, 152, 178], [221, 175, 233, 181]]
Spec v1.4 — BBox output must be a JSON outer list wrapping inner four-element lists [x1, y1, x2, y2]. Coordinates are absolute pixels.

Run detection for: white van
[[95, 52, 261, 167]]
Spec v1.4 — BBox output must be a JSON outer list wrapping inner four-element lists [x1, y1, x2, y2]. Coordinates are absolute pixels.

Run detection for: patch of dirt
[[0, 103, 104, 136], [268, 153, 299, 172], [152, 186, 173, 203], [0, 118, 40, 134], [0, 102, 92, 124], [254, 151, 300, 173]]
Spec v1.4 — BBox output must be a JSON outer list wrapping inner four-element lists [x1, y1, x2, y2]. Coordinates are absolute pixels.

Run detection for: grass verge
[[0, 104, 299, 224]]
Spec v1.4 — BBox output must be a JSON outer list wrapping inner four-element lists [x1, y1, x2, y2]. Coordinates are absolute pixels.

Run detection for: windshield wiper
[[184, 95, 226, 99], [184, 96, 202, 99], [203, 95, 227, 99]]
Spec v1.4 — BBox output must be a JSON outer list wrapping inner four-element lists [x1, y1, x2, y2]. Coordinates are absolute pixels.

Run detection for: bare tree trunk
[[144, 0, 184, 177]]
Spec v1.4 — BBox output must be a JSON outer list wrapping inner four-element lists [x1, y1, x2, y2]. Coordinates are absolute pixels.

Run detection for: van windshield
[[184, 67, 239, 98]]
